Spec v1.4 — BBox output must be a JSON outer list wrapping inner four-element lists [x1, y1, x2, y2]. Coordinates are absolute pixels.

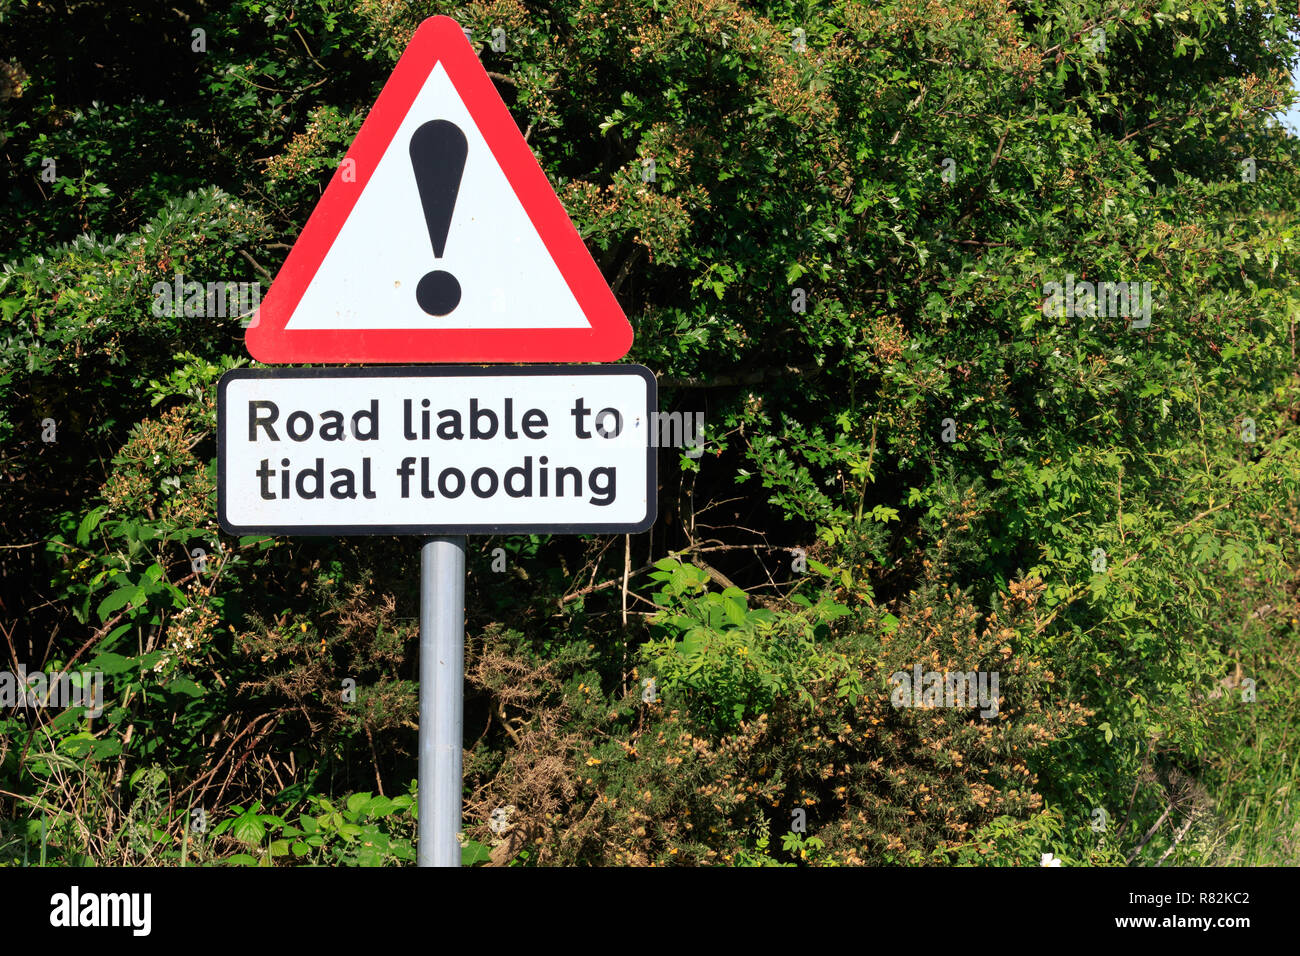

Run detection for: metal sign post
[[418, 535, 466, 867]]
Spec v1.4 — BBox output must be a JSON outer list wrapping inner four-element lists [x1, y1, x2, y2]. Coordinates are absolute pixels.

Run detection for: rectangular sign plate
[[218, 365, 656, 535]]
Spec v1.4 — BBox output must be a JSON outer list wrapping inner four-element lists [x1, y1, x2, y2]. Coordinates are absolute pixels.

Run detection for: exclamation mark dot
[[409, 119, 468, 316]]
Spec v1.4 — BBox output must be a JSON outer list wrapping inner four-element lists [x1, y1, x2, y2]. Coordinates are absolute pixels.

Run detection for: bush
[[3, 0, 1299, 866]]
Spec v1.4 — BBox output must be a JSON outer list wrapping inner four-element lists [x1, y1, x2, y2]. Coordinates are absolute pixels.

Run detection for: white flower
[[1040, 852, 1062, 867]]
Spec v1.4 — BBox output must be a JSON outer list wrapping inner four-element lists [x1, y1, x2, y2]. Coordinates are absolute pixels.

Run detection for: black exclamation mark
[[409, 120, 468, 316]]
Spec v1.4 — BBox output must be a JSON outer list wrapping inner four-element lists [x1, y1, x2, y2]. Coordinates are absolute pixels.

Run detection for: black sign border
[[217, 365, 658, 536]]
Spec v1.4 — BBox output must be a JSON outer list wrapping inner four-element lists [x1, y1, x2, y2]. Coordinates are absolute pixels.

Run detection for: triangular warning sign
[[246, 16, 632, 364]]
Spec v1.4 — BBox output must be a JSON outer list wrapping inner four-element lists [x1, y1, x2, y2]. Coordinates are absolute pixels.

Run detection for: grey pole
[[418, 535, 466, 867]]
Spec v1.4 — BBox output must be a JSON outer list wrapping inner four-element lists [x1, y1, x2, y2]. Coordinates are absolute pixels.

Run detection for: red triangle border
[[245, 16, 632, 364]]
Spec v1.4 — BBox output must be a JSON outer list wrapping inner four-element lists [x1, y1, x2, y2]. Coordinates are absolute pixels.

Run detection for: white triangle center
[[284, 62, 590, 331]]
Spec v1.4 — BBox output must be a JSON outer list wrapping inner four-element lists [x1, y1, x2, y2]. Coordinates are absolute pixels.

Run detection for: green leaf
[[86, 651, 134, 675], [95, 585, 137, 623], [164, 677, 204, 698], [76, 506, 107, 546], [231, 814, 266, 846], [722, 597, 748, 628], [462, 840, 492, 865]]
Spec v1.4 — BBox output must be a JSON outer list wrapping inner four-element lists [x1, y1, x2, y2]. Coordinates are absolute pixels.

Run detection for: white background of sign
[[283, 63, 589, 332], [218, 367, 655, 534]]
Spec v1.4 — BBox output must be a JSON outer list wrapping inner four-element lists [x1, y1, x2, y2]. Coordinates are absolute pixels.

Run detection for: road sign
[[244, 15, 633, 364], [217, 366, 656, 535]]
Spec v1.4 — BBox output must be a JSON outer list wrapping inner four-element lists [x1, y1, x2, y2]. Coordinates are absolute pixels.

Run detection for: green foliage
[[213, 789, 417, 867], [2, 0, 1299, 866], [642, 557, 858, 733]]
